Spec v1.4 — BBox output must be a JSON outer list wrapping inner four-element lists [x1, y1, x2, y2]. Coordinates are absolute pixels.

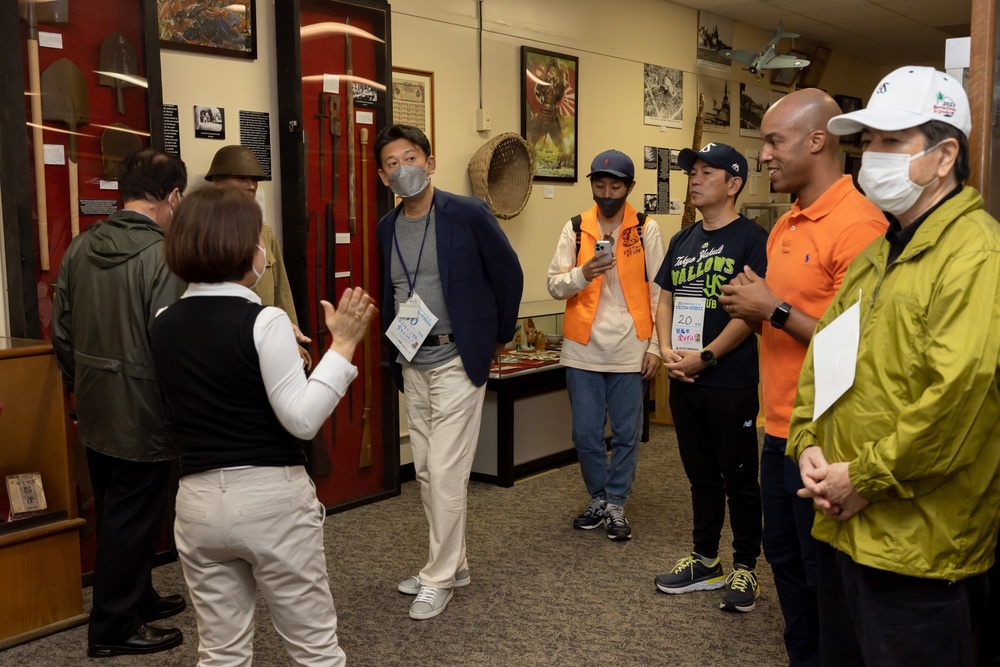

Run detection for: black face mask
[[594, 195, 627, 219]]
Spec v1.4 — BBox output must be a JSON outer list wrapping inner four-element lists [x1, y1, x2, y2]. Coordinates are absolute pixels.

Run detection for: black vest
[[151, 295, 306, 476]]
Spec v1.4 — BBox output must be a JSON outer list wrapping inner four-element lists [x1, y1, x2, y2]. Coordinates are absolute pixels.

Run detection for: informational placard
[[79, 199, 119, 217], [6, 473, 47, 516], [239, 110, 272, 179], [163, 104, 181, 157], [43, 144, 65, 166], [194, 105, 225, 140]]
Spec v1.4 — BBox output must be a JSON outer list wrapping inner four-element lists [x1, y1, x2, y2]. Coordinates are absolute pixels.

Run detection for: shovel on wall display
[[18, 0, 70, 270], [99, 32, 138, 115], [41, 58, 90, 238], [101, 124, 142, 180]]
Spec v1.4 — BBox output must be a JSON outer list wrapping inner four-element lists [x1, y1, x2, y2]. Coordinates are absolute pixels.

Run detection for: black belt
[[423, 333, 454, 347]]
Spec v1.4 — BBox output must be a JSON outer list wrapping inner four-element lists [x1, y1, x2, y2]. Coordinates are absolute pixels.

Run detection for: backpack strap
[[572, 214, 583, 256]]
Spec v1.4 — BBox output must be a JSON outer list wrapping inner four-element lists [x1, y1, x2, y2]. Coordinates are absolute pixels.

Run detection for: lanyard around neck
[[392, 205, 434, 298]]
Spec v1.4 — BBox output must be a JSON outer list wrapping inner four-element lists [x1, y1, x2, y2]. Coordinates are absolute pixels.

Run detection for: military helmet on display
[[205, 145, 269, 181]]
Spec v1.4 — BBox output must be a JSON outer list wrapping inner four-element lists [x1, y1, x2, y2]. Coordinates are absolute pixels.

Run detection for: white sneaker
[[408, 586, 454, 620], [397, 568, 470, 595]]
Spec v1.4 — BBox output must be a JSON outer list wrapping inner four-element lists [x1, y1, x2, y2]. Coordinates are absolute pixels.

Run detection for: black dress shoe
[[139, 594, 187, 621], [87, 624, 183, 658]]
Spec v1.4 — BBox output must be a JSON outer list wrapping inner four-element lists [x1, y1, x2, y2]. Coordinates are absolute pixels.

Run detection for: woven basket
[[468, 132, 534, 220]]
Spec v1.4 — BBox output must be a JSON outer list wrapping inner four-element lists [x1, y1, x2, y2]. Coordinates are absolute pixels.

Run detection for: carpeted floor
[[2, 424, 789, 666]]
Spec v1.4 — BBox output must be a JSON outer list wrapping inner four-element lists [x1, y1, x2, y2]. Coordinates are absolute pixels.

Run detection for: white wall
[[160, 1, 282, 233]]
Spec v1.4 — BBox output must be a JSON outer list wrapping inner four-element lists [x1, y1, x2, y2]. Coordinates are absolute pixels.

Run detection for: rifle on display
[[358, 127, 373, 468], [345, 20, 357, 237], [345, 20, 357, 419], [328, 94, 341, 302], [681, 93, 706, 229], [315, 94, 329, 341]]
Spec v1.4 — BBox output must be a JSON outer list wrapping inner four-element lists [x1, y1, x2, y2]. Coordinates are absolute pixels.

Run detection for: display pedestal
[[0, 338, 87, 649], [472, 364, 576, 487]]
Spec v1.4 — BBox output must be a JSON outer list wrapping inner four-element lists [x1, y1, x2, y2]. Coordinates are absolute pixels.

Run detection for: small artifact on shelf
[[5, 472, 48, 521], [534, 331, 547, 351]]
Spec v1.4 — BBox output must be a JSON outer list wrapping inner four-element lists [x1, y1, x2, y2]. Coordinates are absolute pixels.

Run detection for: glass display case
[[474, 312, 576, 487], [274, 0, 397, 509]]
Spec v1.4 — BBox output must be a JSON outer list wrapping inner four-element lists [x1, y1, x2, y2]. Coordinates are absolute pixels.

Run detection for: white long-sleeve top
[[546, 217, 666, 373], [175, 282, 357, 440]]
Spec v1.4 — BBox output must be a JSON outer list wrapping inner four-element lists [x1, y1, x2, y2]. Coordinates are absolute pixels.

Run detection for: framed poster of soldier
[[521, 46, 579, 182]]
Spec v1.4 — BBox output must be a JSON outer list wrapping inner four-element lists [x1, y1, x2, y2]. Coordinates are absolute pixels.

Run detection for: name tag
[[671, 296, 706, 351], [388, 293, 439, 361]]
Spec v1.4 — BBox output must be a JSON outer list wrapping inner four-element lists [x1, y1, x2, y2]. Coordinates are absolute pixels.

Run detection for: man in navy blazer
[[374, 124, 522, 620]]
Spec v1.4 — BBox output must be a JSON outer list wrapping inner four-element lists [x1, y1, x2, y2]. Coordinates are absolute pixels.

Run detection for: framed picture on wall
[[835, 95, 864, 145], [770, 50, 810, 88], [157, 0, 258, 59], [521, 46, 579, 182], [392, 68, 435, 152]]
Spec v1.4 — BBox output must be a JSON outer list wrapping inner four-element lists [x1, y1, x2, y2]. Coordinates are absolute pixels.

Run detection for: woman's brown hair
[[165, 186, 262, 283]]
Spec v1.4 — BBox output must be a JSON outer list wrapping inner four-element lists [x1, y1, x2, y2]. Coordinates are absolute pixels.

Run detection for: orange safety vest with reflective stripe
[[563, 203, 653, 345]]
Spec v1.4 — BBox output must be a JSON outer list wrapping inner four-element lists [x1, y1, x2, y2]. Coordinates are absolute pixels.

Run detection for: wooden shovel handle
[[27, 39, 50, 270]]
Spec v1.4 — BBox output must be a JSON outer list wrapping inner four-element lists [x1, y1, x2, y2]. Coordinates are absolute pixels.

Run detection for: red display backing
[[298, 1, 388, 507]]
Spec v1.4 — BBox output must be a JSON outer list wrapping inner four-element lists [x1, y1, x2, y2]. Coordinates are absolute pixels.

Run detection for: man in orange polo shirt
[[720, 89, 887, 667]]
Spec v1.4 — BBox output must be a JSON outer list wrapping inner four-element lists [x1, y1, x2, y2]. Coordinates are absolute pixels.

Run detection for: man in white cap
[[787, 66, 1000, 666]]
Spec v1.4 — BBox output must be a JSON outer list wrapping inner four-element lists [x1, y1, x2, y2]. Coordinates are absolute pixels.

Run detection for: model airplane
[[720, 21, 810, 81]]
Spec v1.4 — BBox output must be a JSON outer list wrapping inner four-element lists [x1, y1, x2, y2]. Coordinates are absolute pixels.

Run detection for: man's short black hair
[[918, 120, 969, 184], [374, 124, 431, 169], [119, 149, 187, 204]]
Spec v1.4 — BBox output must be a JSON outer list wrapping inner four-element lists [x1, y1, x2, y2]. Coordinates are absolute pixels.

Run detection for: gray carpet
[[1, 424, 788, 666]]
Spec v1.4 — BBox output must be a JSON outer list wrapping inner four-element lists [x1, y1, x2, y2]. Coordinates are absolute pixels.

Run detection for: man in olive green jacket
[[787, 67, 1000, 667], [52, 149, 189, 657]]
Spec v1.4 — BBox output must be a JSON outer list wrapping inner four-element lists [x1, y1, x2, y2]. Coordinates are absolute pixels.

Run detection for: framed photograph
[[521, 46, 579, 182], [835, 95, 864, 145], [194, 105, 225, 139], [739, 83, 771, 138], [770, 50, 810, 88], [799, 46, 832, 89], [644, 63, 684, 128], [699, 75, 733, 133], [697, 11, 734, 72], [158, 0, 257, 59], [392, 68, 435, 151]]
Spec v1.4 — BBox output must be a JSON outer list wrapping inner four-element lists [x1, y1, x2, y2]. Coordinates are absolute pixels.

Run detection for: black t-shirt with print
[[654, 215, 768, 389]]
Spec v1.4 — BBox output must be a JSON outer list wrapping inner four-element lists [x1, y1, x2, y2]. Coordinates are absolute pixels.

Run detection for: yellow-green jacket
[[787, 186, 1000, 581]]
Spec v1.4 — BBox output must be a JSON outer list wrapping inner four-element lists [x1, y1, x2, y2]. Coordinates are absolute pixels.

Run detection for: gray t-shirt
[[390, 208, 459, 368]]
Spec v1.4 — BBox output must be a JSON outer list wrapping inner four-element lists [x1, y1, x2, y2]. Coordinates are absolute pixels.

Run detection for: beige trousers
[[174, 466, 346, 667], [402, 355, 487, 589]]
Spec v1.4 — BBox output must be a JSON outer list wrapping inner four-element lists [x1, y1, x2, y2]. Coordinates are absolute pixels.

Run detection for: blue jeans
[[761, 434, 820, 667], [565, 368, 643, 506]]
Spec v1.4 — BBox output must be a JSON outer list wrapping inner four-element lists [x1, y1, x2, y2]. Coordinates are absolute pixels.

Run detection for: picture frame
[[392, 68, 435, 152], [157, 0, 257, 60], [770, 49, 810, 88], [799, 46, 832, 89], [521, 46, 579, 182], [835, 95, 864, 145]]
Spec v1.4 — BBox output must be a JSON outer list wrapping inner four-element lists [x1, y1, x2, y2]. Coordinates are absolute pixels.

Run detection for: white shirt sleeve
[[254, 307, 358, 440], [642, 220, 667, 357], [546, 220, 591, 300]]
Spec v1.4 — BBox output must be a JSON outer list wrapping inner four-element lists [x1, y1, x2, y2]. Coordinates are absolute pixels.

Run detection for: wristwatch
[[770, 302, 792, 329], [700, 348, 717, 366]]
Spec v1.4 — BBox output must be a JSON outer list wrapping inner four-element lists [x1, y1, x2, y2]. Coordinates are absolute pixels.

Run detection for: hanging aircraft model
[[719, 21, 810, 82]]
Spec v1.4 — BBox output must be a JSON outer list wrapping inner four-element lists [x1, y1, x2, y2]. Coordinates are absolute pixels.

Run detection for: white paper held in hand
[[812, 292, 862, 421]]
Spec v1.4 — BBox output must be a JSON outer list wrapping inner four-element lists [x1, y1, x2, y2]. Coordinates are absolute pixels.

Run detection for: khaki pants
[[403, 355, 487, 589], [174, 466, 346, 667]]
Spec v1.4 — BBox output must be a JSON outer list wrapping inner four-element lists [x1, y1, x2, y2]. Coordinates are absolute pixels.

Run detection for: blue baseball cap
[[678, 143, 749, 196], [587, 149, 635, 182]]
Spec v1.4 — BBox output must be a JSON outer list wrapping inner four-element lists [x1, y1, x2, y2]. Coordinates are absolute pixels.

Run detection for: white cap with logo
[[827, 66, 971, 138]]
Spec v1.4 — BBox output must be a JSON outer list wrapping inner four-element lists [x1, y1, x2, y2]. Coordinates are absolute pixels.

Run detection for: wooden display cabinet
[[0, 338, 87, 649]]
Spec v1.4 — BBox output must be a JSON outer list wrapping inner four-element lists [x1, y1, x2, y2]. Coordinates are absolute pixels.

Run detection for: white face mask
[[858, 142, 943, 216], [250, 244, 266, 288]]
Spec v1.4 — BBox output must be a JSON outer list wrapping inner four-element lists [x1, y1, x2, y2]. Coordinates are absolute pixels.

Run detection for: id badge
[[671, 296, 707, 351], [388, 293, 439, 361]]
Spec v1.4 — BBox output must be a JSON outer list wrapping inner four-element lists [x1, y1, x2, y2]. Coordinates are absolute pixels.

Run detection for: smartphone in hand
[[594, 239, 612, 259]]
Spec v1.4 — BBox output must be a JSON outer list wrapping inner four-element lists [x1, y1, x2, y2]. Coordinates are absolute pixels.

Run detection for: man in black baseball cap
[[676, 142, 748, 196], [652, 141, 769, 614], [547, 149, 666, 541]]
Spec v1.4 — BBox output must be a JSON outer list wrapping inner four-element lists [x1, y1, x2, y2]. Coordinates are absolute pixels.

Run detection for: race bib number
[[671, 296, 706, 351]]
